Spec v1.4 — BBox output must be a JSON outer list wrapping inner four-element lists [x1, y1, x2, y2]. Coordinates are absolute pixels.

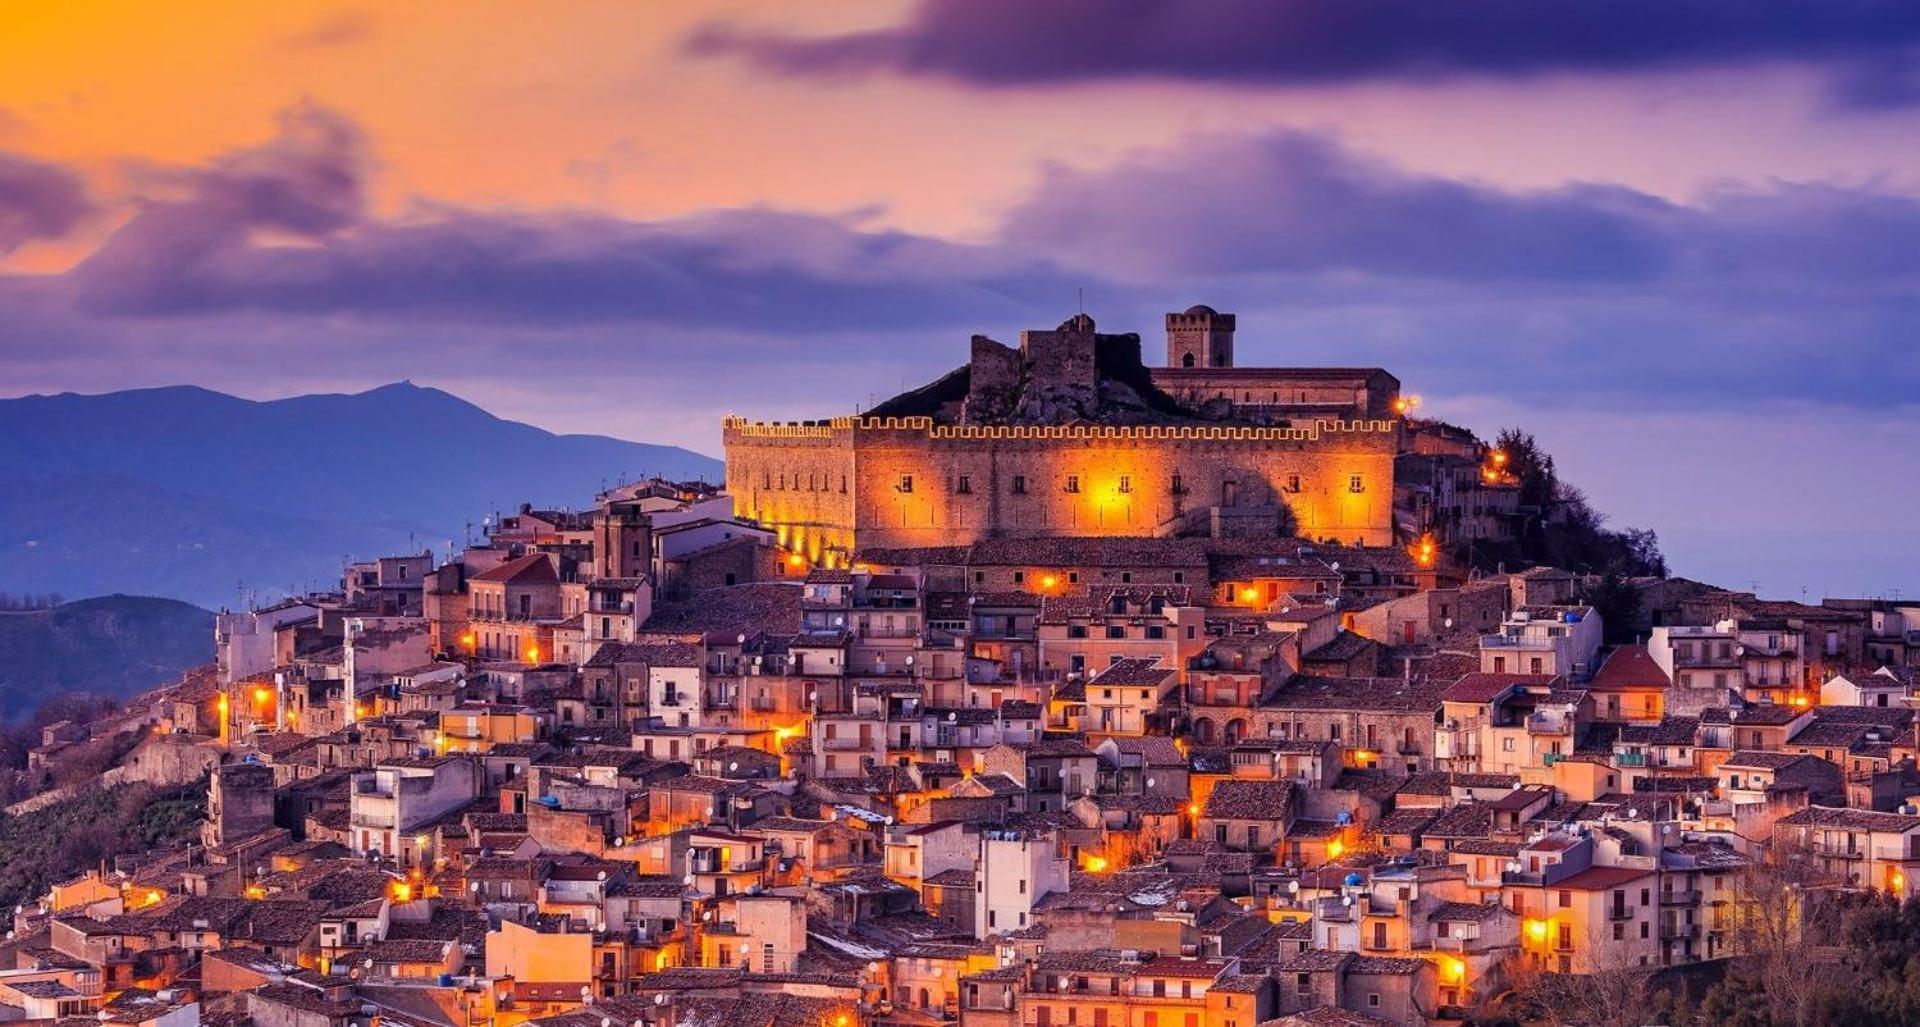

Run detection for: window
[[1349, 474, 1366, 493], [1171, 474, 1186, 495], [1065, 475, 1080, 494], [1368, 995, 1381, 1008], [1118, 475, 1132, 494], [1107, 626, 1125, 639], [1013, 571, 1025, 584], [1012, 475, 1028, 495], [1285, 474, 1301, 493], [1173, 571, 1184, 583], [898, 474, 914, 493], [956, 475, 972, 494]]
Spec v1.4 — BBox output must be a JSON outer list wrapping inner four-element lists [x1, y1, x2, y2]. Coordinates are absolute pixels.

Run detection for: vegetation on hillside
[[0, 781, 206, 911], [1465, 428, 1669, 580]]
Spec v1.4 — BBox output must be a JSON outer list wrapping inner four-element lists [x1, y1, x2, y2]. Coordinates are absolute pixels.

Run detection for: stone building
[[724, 309, 1401, 567]]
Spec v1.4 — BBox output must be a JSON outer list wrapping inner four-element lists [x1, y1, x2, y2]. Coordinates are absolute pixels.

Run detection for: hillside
[[0, 382, 722, 606], [0, 595, 213, 720]]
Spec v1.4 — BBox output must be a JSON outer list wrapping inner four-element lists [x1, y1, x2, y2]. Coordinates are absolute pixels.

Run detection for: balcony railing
[[1661, 889, 1702, 906], [1660, 922, 1701, 941]]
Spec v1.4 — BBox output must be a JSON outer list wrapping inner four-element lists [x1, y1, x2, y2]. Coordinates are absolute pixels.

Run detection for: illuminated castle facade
[[723, 308, 1402, 566]]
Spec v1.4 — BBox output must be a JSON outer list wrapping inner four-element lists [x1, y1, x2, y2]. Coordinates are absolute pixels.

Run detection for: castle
[[723, 308, 1403, 566]]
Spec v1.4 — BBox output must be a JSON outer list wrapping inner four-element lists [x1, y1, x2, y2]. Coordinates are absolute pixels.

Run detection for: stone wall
[[725, 416, 1400, 564]]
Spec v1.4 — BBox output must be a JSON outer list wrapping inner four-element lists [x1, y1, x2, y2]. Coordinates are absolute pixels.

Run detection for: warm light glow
[[1525, 918, 1548, 943], [216, 693, 229, 713], [525, 644, 540, 663], [1326, 839, 1345, 859], [1239, 587, 1259, 603], [1448, 958, 1466, 981], [835, 1017, 850, 1027], [1410, 532, 1437, 568], [253, 686, 271, 704], [459, 632, 476, 650], [1790, 695, 1811, 708], [1083, 855, 1110, 873], [1187, 803, 1200, 817], [655, 952, 670, 970], [392, 882, 413, 902], [1040, 574, 1058, 590], [774, 724, 801, 742], [144, 890, 162, 906], [245, 884, 266, 900], [1491, 451, 1508, 466], [1895, 872, 1906, 892], [788, 553, 807, 569]]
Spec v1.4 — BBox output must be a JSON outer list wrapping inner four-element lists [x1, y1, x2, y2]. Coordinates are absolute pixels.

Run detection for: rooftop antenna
[[1077, 286, 1084, 315]]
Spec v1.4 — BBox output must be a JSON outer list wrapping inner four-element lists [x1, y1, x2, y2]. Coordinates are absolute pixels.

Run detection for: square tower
[[1166, 304, 1235, 368]]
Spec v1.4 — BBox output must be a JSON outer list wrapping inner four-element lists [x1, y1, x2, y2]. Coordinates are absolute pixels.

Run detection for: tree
[[1584, 570, 1644, 646]]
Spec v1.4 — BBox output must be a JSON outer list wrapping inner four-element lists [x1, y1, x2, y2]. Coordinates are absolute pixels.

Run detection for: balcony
[[818, 735, 873, 751], [1616, 752, 1648, 767], [1397, 742, 1423, 756], [1661, 889, 1702, 906], [1481, 634, 1554, 651], [1660, 922, 1701, 941], [1608, 905, 1633, 921], [690, 853, 765, 875], [1526, 713, 1570, 735]]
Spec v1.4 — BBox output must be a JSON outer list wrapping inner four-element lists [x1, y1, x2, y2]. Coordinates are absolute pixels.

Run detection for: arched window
[[1181, 352, 1195, 367]]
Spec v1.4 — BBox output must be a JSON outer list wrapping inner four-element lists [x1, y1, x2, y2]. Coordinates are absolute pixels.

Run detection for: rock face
[[949, 315, 1196, 427]]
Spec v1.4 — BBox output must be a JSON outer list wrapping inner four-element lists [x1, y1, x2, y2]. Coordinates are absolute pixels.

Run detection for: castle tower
[[1165, 305, 1235, 368]]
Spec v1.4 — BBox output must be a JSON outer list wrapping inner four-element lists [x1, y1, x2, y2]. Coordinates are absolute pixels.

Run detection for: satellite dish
[[1342, 894, 1354, 907], [1330, 562, 1340, 572], [1146, 777, 1157, 788], [1286, 880, 1300, 895], [655, 995, 667, 1007], [737, 634, 747, 645], [1625, 808, 1639, 819]]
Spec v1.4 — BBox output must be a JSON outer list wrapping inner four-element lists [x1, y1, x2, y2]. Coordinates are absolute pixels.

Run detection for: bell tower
[[1165, 304, 1235, 368]]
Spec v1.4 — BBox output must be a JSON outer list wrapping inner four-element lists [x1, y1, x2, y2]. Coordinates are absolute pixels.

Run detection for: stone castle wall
[[724, 416, 1399, 564]]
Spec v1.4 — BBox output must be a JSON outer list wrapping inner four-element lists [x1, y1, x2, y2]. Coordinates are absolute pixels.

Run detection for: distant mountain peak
[[0, 383, 722, 607]]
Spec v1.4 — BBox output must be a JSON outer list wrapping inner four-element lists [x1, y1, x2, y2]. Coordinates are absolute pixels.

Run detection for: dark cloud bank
[[688, 0, 1920, 108]]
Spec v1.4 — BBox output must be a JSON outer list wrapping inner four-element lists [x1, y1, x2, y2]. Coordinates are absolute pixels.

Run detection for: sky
[[2, 1, 1918, 599]]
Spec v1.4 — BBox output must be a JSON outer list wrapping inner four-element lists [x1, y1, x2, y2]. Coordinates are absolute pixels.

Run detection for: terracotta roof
[[1202, 780, 1296, 821], [1590, 645, 1673, 691], [470, 552, 558, 584]]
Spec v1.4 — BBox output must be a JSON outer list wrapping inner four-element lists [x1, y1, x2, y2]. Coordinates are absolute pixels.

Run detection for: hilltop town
[[5, 308, 1918, 1027]]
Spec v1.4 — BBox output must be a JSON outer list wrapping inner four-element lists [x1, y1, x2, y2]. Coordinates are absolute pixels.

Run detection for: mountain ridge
[[0, 381, 722, 606], [0, 594, 213, 721]]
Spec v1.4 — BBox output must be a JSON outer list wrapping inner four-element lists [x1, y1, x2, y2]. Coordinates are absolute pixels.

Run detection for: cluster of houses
[[9, 476, 1920, 1027]]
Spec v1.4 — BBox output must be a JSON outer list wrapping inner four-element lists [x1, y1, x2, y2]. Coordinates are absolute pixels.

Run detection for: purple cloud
[[688, 0, 1920, 106], [8, 106, 1920, 421], [70, 105, 1080, 330], [1001, 132, 1677, 282], [0, 149, 92, 254]]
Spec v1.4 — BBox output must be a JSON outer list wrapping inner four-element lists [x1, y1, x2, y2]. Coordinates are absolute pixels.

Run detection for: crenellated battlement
[[724, 414, 1398, 440]]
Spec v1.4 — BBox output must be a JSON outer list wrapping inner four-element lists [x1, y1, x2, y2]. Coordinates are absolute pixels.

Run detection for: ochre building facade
[[723, 308, 1402, 566]]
